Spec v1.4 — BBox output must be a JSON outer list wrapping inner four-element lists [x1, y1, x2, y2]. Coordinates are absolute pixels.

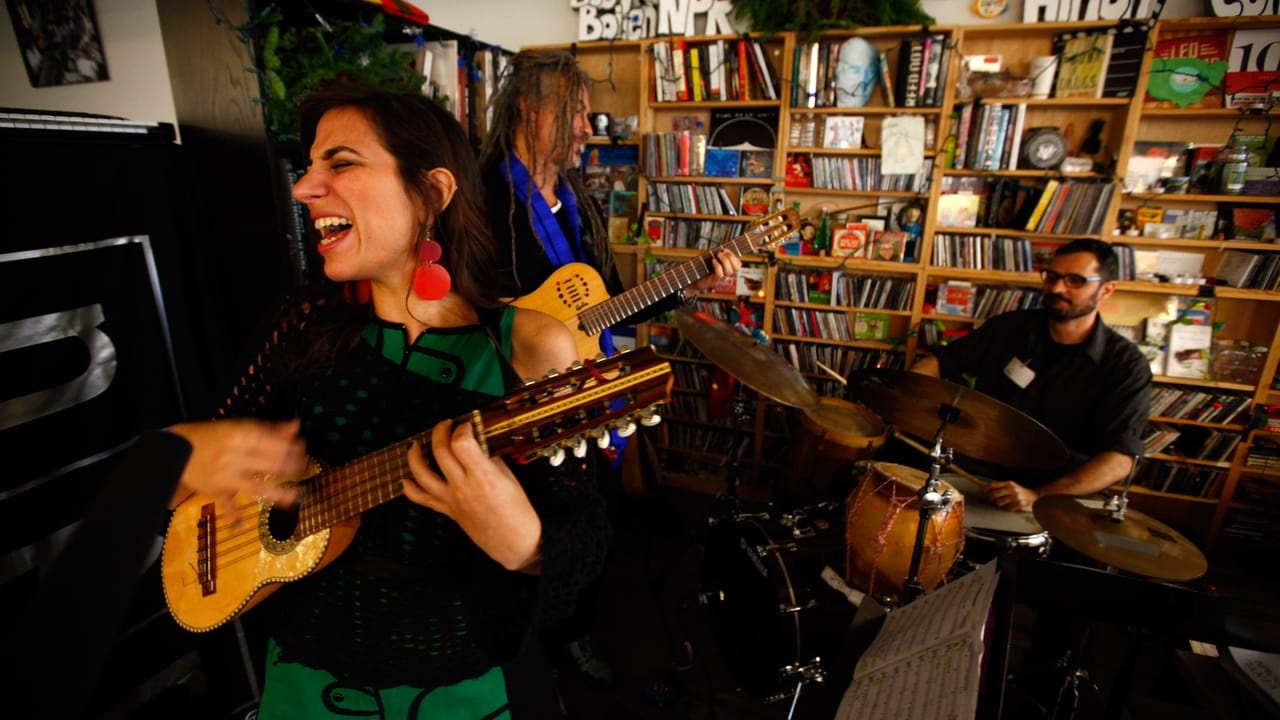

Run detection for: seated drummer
[[910, 238, 1151, 512]]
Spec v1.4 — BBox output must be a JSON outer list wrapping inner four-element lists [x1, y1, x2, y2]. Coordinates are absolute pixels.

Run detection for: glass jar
[[1213, 145, 1249, 195]]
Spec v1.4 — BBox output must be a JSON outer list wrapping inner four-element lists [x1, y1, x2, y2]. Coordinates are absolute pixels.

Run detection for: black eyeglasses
[[1040, 269, 1103, 289]]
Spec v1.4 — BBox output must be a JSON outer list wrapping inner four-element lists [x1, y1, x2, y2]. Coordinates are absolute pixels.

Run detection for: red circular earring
[[412, 235, 451, 300]]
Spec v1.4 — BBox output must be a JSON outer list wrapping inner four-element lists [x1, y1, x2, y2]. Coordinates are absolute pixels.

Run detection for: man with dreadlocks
[[480, 48, 740, 697]]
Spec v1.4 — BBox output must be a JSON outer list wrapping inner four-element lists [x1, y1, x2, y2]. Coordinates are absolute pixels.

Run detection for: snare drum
[[944, 474, 1052, 566], [701, 504, 855, 702], [844, 462, 965, 600], [779, 398, 887, 506]]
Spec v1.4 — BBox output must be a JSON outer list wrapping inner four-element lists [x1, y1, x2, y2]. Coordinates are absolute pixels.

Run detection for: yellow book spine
[[1025, 179, 1059, 232]]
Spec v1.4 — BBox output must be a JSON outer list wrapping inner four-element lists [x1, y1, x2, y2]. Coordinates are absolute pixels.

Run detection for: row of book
[[772, 307, 854, 342], [806, 155, 934, 193], [670, 362, 710, 393], [1147, 423, 1244, 465], [930, 233, 1040, 272], [774, 268, 915, 310], [1214, 251, 1280, 292], [773, 342, 906, 378], [949, 101, 1028, 172], [1021, 179, 1113, 235], [1148, 386, 1253, 425], [641, 218, 750, 251], [651, 36, 780, 103], [646, 181, 737, 215], [1132, 462, 1225, 498], [1243, 436, 1280, 472], [929, 281, 1041, 319]]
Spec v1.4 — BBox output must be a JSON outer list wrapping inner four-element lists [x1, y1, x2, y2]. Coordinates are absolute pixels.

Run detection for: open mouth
[[314, 216, 352, 244]]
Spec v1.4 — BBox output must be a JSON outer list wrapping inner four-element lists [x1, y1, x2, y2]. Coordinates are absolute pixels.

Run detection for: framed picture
[[859, 216, 889, 233], [7, 0, 109, 87]]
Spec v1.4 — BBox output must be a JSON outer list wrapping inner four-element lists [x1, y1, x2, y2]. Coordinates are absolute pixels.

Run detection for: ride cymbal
[[847, 368, 1068, 471], [1033, 495, 1208, 581], [675, 309, 819, 410]]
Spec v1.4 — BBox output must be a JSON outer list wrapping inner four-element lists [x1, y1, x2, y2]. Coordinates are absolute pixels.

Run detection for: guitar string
[[196, 356, 652, 579]]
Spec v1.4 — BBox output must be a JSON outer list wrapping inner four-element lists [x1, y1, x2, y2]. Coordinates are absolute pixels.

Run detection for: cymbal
[[675, 309, 819, 410], [847, 368, 1067, 470], [1033, 495, 1208, 581]]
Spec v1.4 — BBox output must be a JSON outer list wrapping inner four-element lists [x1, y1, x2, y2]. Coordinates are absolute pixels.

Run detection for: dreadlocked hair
[[480, 49, 613, 292]]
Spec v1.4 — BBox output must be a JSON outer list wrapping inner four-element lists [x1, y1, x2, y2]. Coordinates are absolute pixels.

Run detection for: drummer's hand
[[982, 480, 1039, 513]]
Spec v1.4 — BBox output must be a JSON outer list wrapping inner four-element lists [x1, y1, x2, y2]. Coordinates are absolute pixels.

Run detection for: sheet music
[[836, 561, 999, 720], [1229, 646, 1280, 707]]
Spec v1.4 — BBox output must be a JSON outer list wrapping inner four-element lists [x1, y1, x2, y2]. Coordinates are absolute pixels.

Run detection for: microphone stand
[[900, 401, 961, 604]]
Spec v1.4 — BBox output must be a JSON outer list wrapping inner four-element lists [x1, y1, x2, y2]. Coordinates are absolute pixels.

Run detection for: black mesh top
[[217, 291, 609, 690]]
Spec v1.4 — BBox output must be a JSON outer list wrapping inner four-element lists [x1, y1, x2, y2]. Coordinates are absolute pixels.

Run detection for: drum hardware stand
[[720, 381, 755, 501], [767, 663, 825, 719], [1102, 454, 1143, 522], [900, 403, 962, 604]]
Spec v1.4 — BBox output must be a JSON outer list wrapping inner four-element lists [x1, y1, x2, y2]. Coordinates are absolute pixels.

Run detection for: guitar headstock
[[469, 346, 673, 465], [744, 207, 802, 253]]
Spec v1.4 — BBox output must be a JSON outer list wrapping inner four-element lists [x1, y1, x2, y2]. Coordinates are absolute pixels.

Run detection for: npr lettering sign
[[1023, 0, 1165, 22], [572, 0, 737, 41]]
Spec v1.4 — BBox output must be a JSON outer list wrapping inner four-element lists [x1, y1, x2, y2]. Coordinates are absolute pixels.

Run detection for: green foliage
[[210, 3, 427, 143], [730, 0, 935, 38]]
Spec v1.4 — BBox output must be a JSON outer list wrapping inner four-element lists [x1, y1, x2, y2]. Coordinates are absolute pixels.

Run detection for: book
[[822, 115, 864, 149], [1214, 250, 1264, 288], [1023, 179, 1060, 231], [670, 39, 689, 101], [895, 38, 925, 107], [921, 33, 946, 107], [1055, 32, 1113, 99], [738, 149, 774, 179], [1166, 323, 1213, 379], [703, 147, 741, 177], [707, 107, 779, 150], [936, 193, 981, 228], [835, 560, 998, 720], [1101, 24, 1149, 98], [784, 152, 812, 188], [871, 230, 907, 261], [1225, 29, 1280, 109], [1146, 32, 1230, 109], [853, 312, 891, 340], [1229, 207, 1278, 242], [935, 281, 976, 316], [832, 223, 869, 257]]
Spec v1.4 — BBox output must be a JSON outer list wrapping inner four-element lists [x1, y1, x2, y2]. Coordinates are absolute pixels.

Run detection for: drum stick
[[895, 432, 988, 487], [815, 361, 847, 385]]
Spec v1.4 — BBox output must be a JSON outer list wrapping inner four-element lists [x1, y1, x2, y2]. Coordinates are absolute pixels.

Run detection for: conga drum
[[844, 462, 965, 600], [778, 397, 887, 506]]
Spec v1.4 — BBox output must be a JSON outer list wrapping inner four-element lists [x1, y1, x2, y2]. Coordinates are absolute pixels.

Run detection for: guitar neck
[[580, 234, 757, 334], [295, 429, 431, 538]]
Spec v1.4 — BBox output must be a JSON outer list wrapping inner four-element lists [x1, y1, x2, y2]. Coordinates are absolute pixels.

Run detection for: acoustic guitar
[[513, 208, 800, 359], [162, 347, 673, 632]]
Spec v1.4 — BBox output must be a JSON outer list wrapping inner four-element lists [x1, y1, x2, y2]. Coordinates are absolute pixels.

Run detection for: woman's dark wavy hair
[[271, 81, 504, 377], [299, 80, 503, 308]]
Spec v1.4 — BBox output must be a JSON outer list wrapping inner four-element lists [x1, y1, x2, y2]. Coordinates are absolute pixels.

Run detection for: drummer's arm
[[986, 451, 1134, 512]]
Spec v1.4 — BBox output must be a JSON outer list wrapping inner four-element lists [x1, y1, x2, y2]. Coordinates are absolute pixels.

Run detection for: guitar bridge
[[197, 502, 217, 596]]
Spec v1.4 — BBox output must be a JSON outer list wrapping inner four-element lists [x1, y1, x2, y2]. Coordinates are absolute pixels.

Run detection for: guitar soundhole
[[260, 504, 300, 554]]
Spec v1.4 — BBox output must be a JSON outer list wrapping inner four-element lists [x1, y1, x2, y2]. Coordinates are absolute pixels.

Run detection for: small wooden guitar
[[513, 208, 800, 359], [162, 347, 673, 632]]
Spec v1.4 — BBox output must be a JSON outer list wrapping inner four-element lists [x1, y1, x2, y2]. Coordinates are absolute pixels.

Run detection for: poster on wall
[[6, 0, 109, 87]]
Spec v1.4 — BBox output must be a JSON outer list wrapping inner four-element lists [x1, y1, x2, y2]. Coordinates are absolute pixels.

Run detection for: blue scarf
[[502, 153, 626, 466]]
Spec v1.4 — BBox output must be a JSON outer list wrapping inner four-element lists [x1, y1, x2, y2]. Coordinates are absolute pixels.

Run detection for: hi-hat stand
[[900, 400, 962, 604]]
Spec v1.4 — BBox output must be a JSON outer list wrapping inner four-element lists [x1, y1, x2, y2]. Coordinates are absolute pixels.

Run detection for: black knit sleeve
[[511, 451, 611, 631]]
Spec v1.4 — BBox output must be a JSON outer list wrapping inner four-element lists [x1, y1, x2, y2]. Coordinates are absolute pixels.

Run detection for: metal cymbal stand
[[900, 400, 961, 604]]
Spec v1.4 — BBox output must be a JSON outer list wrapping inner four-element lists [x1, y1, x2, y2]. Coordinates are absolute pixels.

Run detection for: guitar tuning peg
[[571, 436, 589, 458], [567, 360, 584, 371], [639, 410, 662, 427], [592, 428, 612, 449], [522, 376, 537, 386], [543, 368, 561, 379], [544, 445, 566, 467], [593, 352, 608, 362], [615, 420, 637, 438]]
